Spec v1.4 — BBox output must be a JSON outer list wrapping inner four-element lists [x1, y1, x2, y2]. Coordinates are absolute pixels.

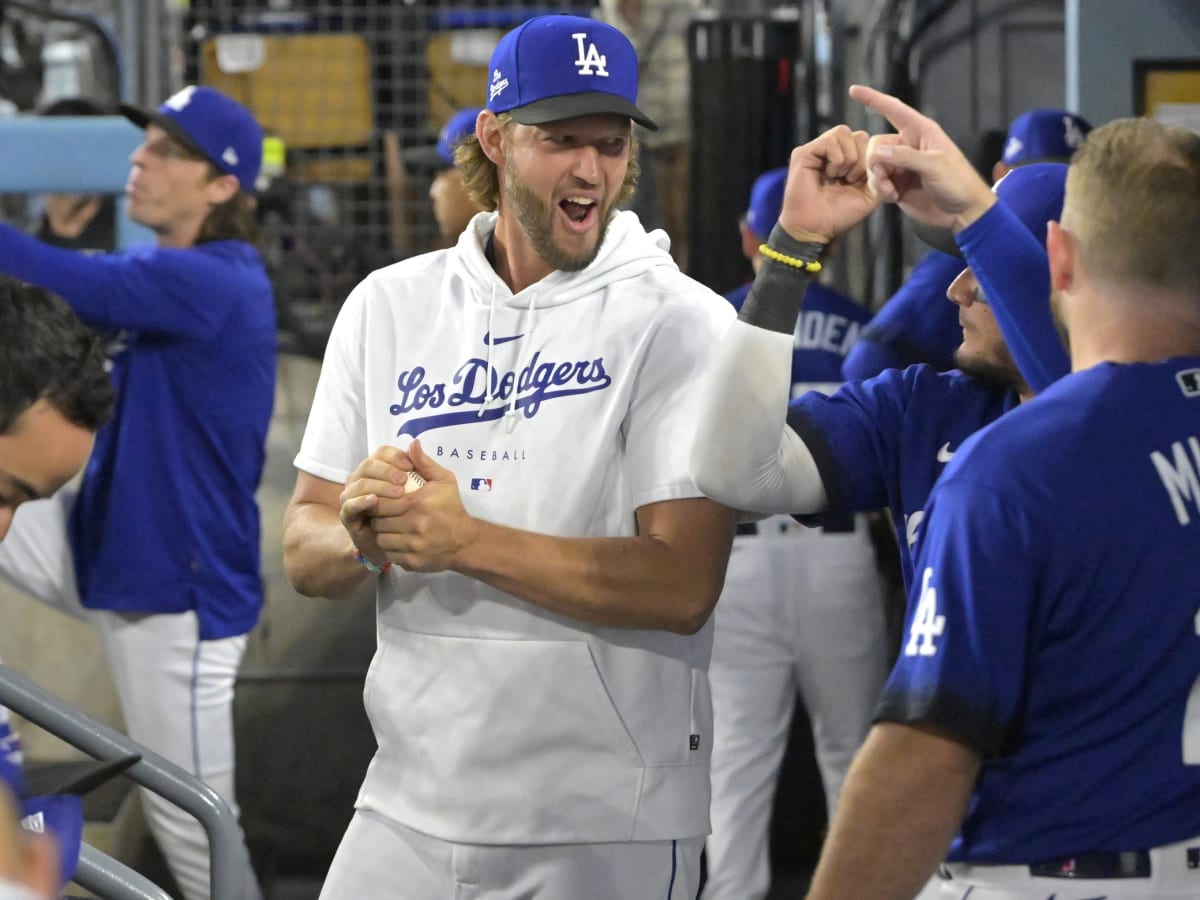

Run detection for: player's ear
[[204, 172, 241, 207], [477, 111, 507, 167], [1046, 221, 1074, 293]]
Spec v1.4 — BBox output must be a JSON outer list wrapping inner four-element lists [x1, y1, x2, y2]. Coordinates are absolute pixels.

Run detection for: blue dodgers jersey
[[883, 357, 1200, 861], [787, 364, 1019, 592], [841, 250, 965, 380], [725, 280, 872, 392]]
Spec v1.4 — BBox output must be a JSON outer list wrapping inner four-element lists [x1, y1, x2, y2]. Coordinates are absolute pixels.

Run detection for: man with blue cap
[[283, 13, 736, 900], [842, 107, 1091, 380], [804, 90, 1200, 900], [0, 84, 271, 900], [406, 106, 485, 248], [690, 93, 1075, 894]]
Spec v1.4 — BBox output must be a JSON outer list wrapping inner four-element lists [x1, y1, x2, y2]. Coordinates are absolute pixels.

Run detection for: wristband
[[354, 549, 393, 575], [765, 223, 828, 267]]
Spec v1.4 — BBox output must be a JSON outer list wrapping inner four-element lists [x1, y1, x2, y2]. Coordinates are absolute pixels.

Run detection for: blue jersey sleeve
[[0, 223, 261, 340], [956, 202, 1069, 393], [787, 367, 914, 514], [841, 250, 964, 379], [879, 466, 1046, 757]]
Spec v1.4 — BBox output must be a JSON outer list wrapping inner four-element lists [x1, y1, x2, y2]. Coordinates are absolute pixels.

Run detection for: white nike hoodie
[[296, 209, 735, 843]]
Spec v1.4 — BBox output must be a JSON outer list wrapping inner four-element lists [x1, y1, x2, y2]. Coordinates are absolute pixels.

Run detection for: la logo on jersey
[[905, 567, 945, 657], [572, 32, 609, 77]]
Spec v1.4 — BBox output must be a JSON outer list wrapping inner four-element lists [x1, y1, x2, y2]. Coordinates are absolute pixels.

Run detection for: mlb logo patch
[[1178, 368, 1200, 397], [470, 478, 493, 492]]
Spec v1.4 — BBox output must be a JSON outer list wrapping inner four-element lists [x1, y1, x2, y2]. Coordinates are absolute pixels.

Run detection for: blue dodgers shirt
[[787, 364, 1019, 592], [0, 225, 276, 639], [885, 357, 1200, 861]]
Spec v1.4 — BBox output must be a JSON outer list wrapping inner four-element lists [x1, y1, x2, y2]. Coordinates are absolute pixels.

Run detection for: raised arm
[[690, 125, 878, 514], [849, 84, 1068, 391], [957, 201, 1069, 390], [0, 223, 257, 339]]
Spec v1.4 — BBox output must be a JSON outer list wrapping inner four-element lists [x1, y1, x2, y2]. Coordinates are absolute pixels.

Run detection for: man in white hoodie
[[282, 14, 740, 899]]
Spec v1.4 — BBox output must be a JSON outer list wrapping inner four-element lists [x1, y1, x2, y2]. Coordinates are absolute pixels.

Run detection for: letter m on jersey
[[905, 567, 945, 657]]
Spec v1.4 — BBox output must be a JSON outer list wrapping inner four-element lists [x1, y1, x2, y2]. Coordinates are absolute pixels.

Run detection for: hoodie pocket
[[362, 628, 649, 839]]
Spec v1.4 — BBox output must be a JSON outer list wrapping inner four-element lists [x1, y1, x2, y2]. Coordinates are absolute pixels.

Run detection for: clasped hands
[[339, 438, 476, 573]]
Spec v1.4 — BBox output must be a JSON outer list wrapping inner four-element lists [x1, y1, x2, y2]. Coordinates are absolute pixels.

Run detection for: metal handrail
[[74, 844, 173, 900], [0, 665, 247, 899]]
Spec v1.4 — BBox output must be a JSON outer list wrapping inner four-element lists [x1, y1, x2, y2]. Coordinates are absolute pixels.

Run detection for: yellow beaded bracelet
[[759, 243, 822, 273]]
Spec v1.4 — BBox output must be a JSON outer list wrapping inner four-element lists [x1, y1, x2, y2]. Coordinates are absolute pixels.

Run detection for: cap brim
[[403, 143, 452, 173], [119, 103, 217, 169], [912, 219, 963, 258], [508, 93, 658, 131]]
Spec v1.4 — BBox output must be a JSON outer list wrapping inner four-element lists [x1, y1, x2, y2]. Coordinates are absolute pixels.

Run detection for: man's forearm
[[690, 223, 829, 515], [959, 201, 1068, 393], [448, 498, 737, 635], [807, 723, 980, 900], [282, 501, 372, 599]]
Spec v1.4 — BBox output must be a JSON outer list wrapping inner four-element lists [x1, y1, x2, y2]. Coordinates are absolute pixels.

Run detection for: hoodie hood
[[451, 209, 678, 310]]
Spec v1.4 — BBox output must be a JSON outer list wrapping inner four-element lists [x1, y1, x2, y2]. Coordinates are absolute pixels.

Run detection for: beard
[[503, 158, 610, 272], [953, 341, 1028, 394]]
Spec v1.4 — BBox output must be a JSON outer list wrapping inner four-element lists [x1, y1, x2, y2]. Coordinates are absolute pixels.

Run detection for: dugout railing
[[0, 664, 250, 900]]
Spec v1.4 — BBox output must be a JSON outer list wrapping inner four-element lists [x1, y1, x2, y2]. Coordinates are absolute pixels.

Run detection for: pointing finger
[[849, 84, 923, 133]]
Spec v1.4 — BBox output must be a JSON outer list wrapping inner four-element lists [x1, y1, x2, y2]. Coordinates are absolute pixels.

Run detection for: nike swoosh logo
[[483, 331, 524, 346], [937, 442, 955, 463]]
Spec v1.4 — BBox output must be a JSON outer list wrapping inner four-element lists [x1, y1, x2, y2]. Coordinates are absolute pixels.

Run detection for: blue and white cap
[[1002, 109, 1092, 167], [915, 162, 1068, 258], [406, 106, 483, 171], [120, 85, 264, 194], [485, 15, 658, 131]]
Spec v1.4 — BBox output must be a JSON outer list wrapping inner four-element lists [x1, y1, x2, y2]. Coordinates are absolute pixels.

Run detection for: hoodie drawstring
[[478, 283, 498, 418], [505, 291, 539, 434]]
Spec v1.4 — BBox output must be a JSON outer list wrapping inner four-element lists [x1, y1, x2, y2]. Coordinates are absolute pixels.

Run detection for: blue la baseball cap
[[915, 162, 1067, 258], [406, 106, 483, 171], [485, 15, 657, 131], [1002, 109, 1092, 167], [120, 85, 264, 193], [745, 167, 788, 238]]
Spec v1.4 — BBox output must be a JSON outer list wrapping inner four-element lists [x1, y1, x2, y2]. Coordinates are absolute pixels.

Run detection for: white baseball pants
[[320, 808, 703, 899], [0, 493, 261, 900], [933, 837, 1200, 898], [701, 515, 890, 900]]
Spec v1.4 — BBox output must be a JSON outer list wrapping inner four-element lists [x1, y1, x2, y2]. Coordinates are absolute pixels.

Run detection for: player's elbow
[[666, 579, 724, 635], [671, 608, 713, 635], [281, 540, 323, 598]]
